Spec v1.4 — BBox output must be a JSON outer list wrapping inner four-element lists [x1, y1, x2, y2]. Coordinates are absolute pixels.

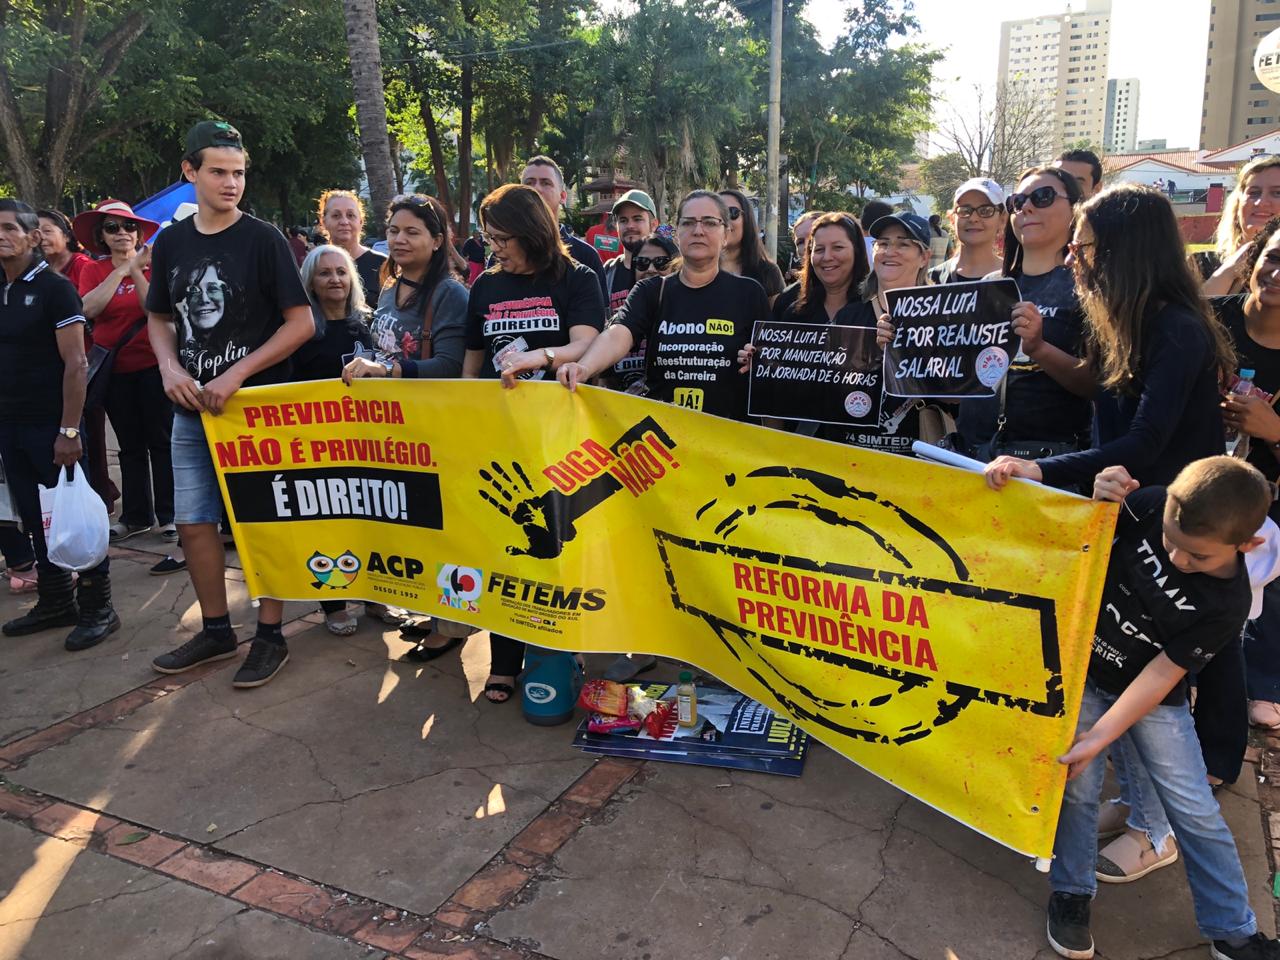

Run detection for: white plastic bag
[[43, 465, 109, 571]]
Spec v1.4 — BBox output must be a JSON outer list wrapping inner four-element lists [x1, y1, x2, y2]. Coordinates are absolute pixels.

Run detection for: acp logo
[[437, 564, 483, 613], [307, 550, 361, 590]]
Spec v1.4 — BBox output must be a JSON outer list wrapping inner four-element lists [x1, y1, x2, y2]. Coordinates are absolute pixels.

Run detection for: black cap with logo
[[184, 120, 244, 156]]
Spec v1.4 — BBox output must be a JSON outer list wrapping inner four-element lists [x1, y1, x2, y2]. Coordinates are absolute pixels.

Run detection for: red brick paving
[[0, 721, 80, 764], [352, 914, 434, 952], [510, 810, 581, 857], [559, 757, 639, 808], [0, 784, 52, 819], [154, 845, 261, 895], [29, 802, 118, 845], [450, 863, 531, 911], [234, 871, 335, 923], [102, 824, 187, 867]]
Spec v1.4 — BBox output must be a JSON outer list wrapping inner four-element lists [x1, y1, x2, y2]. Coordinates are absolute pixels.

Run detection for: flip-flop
[[325, 613, 359, 636], [483, 681, 515, 704], [402, 636, 463, 662]]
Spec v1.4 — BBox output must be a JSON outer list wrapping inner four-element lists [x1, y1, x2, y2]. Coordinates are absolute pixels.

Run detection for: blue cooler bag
[[520, 647, 583, 726]]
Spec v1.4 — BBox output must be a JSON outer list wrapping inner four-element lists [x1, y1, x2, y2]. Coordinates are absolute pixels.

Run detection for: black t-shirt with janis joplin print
[[146, 212, 309, 386], [613, 270, 767, 421], [464, 263, 605, 380]]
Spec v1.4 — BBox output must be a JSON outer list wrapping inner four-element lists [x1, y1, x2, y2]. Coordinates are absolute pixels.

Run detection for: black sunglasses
[[633, 255, 673, 272], [101, 219, 140, 234], [1006, 185, 1066, 213], [726, 206, 742, 221]]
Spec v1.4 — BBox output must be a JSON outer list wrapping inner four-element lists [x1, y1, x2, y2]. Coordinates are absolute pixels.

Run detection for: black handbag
[[85, 316, 149, 410], [981, 375, 1080, 460]]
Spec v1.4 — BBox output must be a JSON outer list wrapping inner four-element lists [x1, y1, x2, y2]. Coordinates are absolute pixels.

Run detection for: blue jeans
[[171, 410, 223, 525], [1052, 681, 1256, 942]]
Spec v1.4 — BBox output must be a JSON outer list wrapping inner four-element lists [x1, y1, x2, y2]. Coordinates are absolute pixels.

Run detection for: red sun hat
[[72, 199, 160, 256]]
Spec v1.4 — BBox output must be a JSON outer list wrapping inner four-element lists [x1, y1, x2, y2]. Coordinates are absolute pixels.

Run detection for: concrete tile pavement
[[0, 534, 1276, 959]]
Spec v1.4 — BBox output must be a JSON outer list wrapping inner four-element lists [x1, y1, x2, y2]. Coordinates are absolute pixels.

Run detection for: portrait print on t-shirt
[[171, 254, 252, 381]]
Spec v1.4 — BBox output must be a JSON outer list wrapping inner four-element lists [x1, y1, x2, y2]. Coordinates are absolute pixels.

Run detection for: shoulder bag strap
[[419, 284, 440, 361]]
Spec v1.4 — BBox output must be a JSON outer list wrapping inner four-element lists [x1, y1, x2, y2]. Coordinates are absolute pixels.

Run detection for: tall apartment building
[[1201, 0, 1280, 149], [997, 0, 1112, 154], [1105, 78, 1139, 153]]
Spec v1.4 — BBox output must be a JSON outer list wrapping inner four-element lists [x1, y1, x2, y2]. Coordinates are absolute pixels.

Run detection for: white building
[[997, 0, 1112, 152], [1104, 78, 1139, 154]]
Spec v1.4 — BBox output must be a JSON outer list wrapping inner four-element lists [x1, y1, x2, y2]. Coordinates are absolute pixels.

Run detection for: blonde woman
[[1201, 155, 1280, 295]]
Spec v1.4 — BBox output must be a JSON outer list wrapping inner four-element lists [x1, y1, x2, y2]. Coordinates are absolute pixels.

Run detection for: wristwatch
[[542, 348, 556, 367], [379, 357, 396, 374], [58, 427, 79, 439]]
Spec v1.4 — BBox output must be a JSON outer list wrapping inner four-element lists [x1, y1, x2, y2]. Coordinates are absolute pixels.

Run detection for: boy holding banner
[[1000, 457, 1278, 960]]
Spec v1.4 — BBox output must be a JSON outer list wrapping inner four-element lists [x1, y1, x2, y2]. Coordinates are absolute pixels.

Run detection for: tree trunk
[[410, 63, 454, 220], [458, 60, 474, 236], [486, 132, 495, 193], [389, 131, 405, 194], [341, 0, 396, 236]]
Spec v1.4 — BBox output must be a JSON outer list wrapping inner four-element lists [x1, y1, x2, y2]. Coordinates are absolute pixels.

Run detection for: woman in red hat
[[73, 200, 178, 571]]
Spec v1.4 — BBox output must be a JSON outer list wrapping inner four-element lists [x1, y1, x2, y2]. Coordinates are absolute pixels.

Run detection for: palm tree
[[341, 0, 397, 234]]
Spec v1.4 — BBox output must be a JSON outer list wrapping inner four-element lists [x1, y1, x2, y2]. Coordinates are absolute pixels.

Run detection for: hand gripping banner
[[203, 380, 1116, 860]]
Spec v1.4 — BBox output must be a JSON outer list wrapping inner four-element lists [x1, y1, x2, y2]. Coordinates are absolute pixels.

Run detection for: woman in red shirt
[[73, 201, 176, 559]]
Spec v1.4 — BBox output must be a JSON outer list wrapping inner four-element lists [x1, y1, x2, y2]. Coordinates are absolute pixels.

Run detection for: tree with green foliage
[[919, 152, 970, 214]]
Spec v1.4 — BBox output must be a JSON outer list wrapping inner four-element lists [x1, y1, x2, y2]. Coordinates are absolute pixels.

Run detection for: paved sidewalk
[[0, 534, 1276, 960]]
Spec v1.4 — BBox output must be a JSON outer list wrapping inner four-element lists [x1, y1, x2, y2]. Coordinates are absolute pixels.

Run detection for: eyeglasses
[[483, 231, 514, 248], [1067, 239, 1095, 256], [1006, 186, 1067, 213], [954, 204, 1000, 220], [102, 219, 139, 235], [633, 255, 673, 271], [872, 238, 923, 253], [726, 206, 742, 221], [677, 217, 725, 231]]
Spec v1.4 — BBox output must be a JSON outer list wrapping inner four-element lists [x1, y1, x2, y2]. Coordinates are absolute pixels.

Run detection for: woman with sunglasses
[[953, 166, 1094, 465], [930, 178, 1007, 285], [557, 190, 766, 422], [1200, 155, 1280, 295], [71, 201, 177, 558], [719, 189, 785, 304], [456, 184, 604, 702], [598, 233, 680, 393]]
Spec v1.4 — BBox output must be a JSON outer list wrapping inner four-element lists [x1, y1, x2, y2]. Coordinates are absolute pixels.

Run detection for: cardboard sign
[[883, 279, 1021, 399], [748, 321, 882, 426]]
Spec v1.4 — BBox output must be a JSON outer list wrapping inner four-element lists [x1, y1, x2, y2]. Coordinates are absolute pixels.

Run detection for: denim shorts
[[171, 410, 223, 525]]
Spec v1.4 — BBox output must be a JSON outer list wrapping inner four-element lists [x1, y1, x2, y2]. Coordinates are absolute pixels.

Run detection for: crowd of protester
[[4, 122, 1280, 958]]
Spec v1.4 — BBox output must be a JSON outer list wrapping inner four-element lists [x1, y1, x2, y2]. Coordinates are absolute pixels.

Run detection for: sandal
[[1249, 700, 1280, 731], [402, 635, 463, 662], [6, 564, 38, 594], [325, 611, 359, 636], [1095, 828, 1178, 884], [483, 680, 516, 704]]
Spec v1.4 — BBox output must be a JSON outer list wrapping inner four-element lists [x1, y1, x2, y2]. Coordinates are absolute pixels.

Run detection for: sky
[[801, 0, 1212, 152]]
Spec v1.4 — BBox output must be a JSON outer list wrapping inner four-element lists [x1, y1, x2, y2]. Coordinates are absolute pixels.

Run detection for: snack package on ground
[[587, 713, 643, 734], [627, 686, 660, 721], [643, 700, 677, 739], [578, 678, 629, 716]]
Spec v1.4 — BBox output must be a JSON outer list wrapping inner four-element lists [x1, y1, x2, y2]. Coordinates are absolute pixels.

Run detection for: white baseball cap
[[953, 178, 1006, 206]]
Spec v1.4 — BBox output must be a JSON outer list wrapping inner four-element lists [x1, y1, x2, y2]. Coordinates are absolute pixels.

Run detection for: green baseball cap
[[611, 189, 657, 218], [185, 120, 244, 155]]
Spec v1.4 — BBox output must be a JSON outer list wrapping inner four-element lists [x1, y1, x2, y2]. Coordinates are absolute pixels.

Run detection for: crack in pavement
[[0, 871, 171, 927], [164, 908, 249, 960]]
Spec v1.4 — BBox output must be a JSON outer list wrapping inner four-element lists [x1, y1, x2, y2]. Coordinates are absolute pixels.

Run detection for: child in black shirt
[[1024, 457, 1278, 960]]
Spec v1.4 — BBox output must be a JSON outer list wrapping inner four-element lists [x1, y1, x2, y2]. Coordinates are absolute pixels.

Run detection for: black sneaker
[[1046, 892, 1094, 959], [232, 638, 289, 688], [152, 631, 238, 674], [1212, 934, 1280, 960]]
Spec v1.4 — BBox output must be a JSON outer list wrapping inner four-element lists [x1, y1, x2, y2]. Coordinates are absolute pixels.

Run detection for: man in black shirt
[[146, 120, 313, 689], [603, 189, 658, 317], [0, 200, 120, 651], [519, 155, 607, 300]]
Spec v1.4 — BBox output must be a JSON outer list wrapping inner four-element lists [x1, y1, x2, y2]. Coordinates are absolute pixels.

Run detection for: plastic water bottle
[[1227, 368, 1256, 454]]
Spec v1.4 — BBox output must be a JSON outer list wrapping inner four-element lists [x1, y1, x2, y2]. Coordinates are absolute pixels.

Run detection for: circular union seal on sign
[[1256, 26, 1280, 93], [975, 346, 1010, 388], [844, 391, 873, 419]]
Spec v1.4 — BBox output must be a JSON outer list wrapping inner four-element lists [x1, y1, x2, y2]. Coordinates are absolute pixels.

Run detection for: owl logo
[[307, 550, 362, 590]]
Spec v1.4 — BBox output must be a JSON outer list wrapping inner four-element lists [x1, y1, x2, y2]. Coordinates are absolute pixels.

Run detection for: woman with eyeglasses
[[557, 190, 767, 422], [930, 179, 1007, 285], [598, 232, 680, 393], [342, 194, 467, 383], [69, 201, 177, 561], [952, 166, 1094, 464], [1200, 155, 1280, 296], [455, 184, 605, 702], [719, 189, 785, 304]]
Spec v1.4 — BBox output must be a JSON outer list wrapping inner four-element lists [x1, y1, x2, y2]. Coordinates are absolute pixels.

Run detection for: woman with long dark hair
[[773, 212, 870, 324], [719, 189, 784, 302], [342, 194, 468, 381], [986, 184, 1233, 490], [460, 183, 605, 702]]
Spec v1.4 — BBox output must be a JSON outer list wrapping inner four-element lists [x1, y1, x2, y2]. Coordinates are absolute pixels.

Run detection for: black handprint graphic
[[478, 460, 572, 558]]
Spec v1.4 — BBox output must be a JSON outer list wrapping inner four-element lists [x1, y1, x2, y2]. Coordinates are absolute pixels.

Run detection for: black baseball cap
[[184, 120, 244, 156], [869, 212, 931, 248]]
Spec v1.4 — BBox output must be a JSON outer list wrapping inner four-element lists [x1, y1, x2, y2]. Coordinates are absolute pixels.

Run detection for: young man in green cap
[[146, 120, 313, 688], [603, 189, 659, 318]]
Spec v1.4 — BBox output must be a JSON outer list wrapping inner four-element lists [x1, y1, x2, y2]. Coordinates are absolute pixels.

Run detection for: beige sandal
[[1249, 700, 1280, 731], [1095, 828, 1178, 883]]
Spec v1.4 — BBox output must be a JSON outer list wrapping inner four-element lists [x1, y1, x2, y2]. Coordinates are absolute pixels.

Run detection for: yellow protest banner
[[203, 379, 1116, 860]]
